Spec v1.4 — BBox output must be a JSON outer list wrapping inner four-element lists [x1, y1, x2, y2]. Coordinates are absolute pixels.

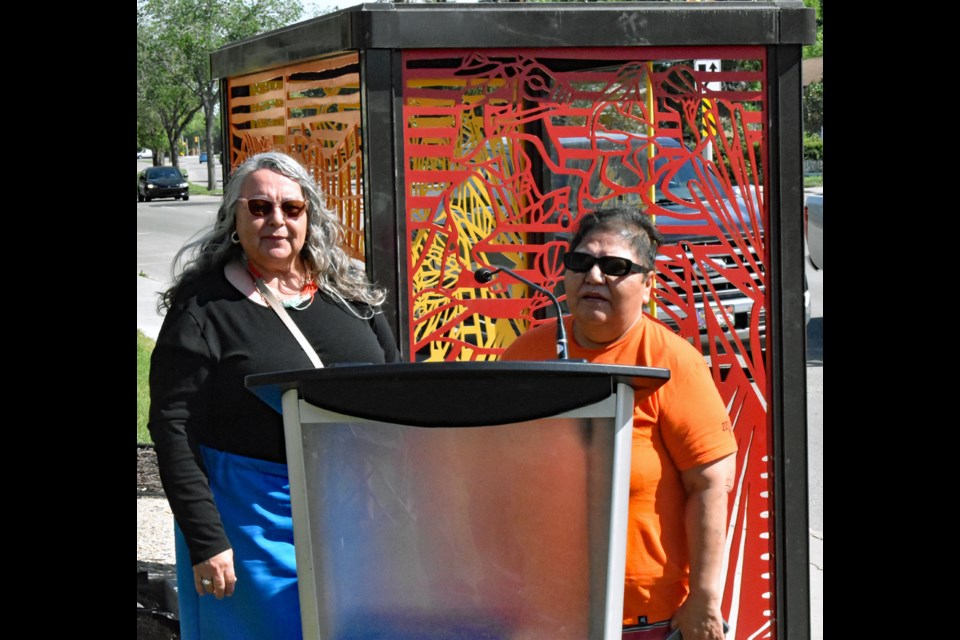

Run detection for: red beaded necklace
[[243, 255, 319, 310]]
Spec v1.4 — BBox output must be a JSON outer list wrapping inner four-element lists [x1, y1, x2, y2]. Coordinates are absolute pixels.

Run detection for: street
[[805, 255, 823, 640], [137, 192, 220, 339]]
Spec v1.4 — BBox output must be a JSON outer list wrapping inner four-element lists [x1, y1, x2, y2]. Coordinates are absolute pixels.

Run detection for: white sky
[[302, 0, 363, 17], [302, 0, 480, 18]]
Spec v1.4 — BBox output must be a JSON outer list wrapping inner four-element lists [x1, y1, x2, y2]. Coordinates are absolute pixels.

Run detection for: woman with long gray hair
[[149, 151, 400, 639]]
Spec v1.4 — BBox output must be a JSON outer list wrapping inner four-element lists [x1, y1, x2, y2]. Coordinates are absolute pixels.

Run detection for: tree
[[803, 79, 823, 136], [136, 99, 167, 165], [802, 0, 823, 60], [801, 0, 823, 144], [140, 0, 302, 190], [138, 5, 202, 169], [183, 111, 222, 156]]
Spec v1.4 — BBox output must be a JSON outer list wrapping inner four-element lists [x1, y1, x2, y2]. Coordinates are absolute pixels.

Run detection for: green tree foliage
[[183, 112, 206, 154], [801, 0, 822, 162], [803, 80, 823, 136], [138, 0, 302, 183], [182, 111, 223, 155], [138, 4, 202, 168], [802, 0, 823, 59], [136, 102, 167, 165], [803, 131, 822, 162], [136, 25, 166, 165]]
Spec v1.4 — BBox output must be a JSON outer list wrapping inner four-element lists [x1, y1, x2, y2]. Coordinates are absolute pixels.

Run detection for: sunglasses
[[240, 198, 308, 218], [562, 251, 651, 277]]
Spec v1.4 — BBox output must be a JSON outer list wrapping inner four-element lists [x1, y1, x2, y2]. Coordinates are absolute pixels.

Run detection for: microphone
[[474, 265, 569, 360]]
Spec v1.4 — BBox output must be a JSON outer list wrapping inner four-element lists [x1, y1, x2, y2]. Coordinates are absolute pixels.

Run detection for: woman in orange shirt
[[501, 207, 736, 640]]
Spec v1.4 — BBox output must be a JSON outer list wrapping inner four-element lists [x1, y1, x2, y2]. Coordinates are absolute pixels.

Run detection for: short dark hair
[[567, 207, 662, 272]]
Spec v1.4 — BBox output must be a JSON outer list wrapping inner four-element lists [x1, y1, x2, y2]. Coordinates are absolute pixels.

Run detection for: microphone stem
[[493, 267, 569, 360]]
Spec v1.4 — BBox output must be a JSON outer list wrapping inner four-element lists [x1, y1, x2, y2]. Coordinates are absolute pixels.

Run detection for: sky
[[302, 0, 481, 18], [302, 0, 363, 17]]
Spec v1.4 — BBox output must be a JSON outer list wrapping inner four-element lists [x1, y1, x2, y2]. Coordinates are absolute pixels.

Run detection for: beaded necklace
[[242, 254, 319, 311]]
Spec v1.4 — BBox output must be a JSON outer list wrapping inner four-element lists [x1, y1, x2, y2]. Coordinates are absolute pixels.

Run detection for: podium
[[247, 361, 669, 640]]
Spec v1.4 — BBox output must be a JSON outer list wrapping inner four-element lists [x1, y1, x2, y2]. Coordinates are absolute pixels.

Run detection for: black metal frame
[[359, 48, 405, 353], [767, 41, 812, 640], [212, 2, 812, 73], [211, 4, 816, 638]]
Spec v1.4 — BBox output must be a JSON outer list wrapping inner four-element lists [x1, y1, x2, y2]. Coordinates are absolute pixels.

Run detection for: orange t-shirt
[[501, 315, 737, 625]]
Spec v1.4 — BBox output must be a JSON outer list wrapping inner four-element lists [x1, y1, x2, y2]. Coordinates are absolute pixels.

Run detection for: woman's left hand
[[673, 453, 736, 640]]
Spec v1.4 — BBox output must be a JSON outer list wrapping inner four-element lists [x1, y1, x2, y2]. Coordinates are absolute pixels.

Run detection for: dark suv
[[138, 166, 189, 202]]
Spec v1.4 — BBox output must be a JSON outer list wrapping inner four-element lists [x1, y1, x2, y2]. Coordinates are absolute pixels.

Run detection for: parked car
[[138, 166, 189, 202], [804, 192, 823, 270], [137, 149, 152, 159], [547, 134, 808, 356], [418, 134, 806, 363]]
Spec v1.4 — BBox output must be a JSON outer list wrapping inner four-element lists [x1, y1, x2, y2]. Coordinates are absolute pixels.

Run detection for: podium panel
[[247, 362, 670, 640]]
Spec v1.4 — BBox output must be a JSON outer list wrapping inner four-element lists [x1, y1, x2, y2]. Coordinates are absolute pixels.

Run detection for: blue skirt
[[175, 446, 302, 640]]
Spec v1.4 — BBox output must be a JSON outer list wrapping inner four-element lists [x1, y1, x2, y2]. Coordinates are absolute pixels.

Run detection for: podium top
[[246, 361, 669, 427]]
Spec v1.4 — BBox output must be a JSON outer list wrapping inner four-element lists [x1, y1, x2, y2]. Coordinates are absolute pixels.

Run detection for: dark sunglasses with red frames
[[562, 251, 651, 277], [239, 197, 308, 218]]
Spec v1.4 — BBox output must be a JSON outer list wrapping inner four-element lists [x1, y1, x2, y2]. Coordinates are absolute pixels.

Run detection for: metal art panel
[[210, 6, 814, 638], [401, 46, 777, 639], [225, 52, 366, 261]]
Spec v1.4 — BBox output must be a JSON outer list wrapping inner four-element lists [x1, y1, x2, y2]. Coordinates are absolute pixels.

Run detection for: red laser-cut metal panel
[[402, 47, 774, 638], [225, 53, 365, 261]]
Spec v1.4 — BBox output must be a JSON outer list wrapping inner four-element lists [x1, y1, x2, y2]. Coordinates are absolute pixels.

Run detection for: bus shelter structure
[[211, 3, 816, 638]]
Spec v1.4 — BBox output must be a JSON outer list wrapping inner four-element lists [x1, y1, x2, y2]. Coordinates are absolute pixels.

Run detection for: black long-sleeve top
[[148, 267, 401, 564]]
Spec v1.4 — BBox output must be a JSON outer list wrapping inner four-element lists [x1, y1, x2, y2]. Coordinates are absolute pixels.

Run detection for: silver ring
[[201, 578, 213, 587]]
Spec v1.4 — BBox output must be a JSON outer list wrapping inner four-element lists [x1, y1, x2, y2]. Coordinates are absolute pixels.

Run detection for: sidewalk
[[137, 274, 166, 341], [180, 155, 224, 189], [810, 531, 823, 640]]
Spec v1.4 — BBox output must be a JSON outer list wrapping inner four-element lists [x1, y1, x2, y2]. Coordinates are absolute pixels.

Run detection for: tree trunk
[[204, 95, 217, 191], [167, 134, 179, 169]]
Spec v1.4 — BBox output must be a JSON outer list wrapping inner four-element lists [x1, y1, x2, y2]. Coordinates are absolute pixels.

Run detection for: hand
[[193, 548, 237, 599], [670, 591, 726, 640]]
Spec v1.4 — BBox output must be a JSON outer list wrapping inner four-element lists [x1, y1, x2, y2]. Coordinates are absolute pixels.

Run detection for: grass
[[803, 174, 823, 188], [137, 330, 155, 444], [189, 182, 223, 196]]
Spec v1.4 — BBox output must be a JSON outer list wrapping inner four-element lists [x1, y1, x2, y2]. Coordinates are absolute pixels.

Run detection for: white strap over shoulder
[[251, 275, 324, 369]]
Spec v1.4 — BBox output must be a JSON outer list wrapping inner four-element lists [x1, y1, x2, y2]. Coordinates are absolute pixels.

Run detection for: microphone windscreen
[[474, 267, 496, 284]]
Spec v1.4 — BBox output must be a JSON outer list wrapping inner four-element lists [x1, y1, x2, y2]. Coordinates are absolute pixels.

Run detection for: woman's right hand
[[193, 548, 237, 599]]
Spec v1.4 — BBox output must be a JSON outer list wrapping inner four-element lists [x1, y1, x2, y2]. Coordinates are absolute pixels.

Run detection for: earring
[[230, 231, 240, 245]]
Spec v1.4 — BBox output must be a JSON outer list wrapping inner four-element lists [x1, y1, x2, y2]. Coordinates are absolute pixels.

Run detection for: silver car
[[805, 192, 823, 270]]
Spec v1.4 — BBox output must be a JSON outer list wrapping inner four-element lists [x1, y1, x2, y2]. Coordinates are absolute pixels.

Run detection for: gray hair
[[159, 151, 386, 313]]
